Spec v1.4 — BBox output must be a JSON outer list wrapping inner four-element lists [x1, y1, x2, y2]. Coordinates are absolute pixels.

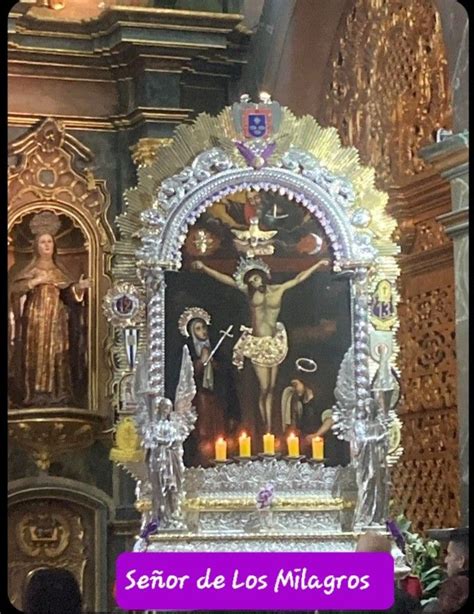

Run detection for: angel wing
[[174, 344, 197, 417], [334, 346, 356, 405], [231, 226, 278, 241], [331, 345, 357, 439]]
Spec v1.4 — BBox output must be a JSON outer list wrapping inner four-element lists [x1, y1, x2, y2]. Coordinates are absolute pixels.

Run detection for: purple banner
[[116, 551, 394, 611]]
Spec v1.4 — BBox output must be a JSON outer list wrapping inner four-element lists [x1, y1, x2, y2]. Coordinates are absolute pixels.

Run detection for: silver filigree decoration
[[351, 208, 372, 228], [331, 346, 357, 441], [144, 536, 356, 553], [279, 149, 356, 208], [156, 148, 235, 212], [184, 459, 348, 499], [136, 142, 382, 272], [135, 345, 197, 529]]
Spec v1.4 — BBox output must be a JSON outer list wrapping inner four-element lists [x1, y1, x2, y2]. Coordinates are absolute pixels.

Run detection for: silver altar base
[[135, 460, 409, 578], [183, 458, 356, 533], [185, 507, 348, 535], [145, 531, 356, 553], [138, 460, 358, 553]]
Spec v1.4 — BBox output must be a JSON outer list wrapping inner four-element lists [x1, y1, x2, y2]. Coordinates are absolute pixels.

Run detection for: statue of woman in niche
[[9, 211, 91, 408]]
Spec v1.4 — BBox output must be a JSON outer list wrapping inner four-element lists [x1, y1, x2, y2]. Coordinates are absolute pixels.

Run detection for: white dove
[[231, 217, 278, 254]]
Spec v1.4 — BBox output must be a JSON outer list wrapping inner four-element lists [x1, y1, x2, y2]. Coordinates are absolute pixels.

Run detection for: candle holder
[[283, 455, 305, 463], [258, 452, 282, 461], [306, 458, 328, 465], [210, 458, 234, 466], [233, 455, 257, 463]]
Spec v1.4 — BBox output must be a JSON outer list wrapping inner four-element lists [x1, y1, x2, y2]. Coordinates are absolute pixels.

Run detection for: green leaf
[[426, 543, 439, 558], [424, 579, 443, 593], [396, 515, 411, 531], [421, 566, 441, 577]]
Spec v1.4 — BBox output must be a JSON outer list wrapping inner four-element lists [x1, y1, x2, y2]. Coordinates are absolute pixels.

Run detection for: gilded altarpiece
[[8, 118, 115, 471], [7, 118, 115, 611], [8, 483, 111, 613], [8, 499, 87, 611], [321, 0, 458, 530]]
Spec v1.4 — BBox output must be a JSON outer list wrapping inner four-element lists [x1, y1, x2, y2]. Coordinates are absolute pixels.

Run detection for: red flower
[[401, 575, 423, 599]]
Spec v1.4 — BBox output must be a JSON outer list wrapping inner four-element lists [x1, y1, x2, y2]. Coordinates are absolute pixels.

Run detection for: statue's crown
[[30, 211, 61, 237]]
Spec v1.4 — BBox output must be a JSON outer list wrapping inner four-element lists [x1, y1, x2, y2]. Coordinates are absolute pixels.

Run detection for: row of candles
[[214, 432, 325, 461]]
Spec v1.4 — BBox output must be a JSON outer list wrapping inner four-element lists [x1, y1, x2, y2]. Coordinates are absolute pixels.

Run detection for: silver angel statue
[[135, 345, 197, 530], [331, 346, 394, 528], [351, 400, 390, 528]]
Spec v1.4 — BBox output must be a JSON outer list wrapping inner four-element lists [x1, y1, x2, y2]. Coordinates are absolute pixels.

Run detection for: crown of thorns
[[233, 257, 271, 288]]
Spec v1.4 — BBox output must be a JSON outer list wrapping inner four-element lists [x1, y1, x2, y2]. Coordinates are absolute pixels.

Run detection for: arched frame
[[110, 100, 402, 528], [8, 118, 115, 469]]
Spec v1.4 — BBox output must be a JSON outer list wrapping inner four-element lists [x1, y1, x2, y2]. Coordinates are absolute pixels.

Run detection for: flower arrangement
[[387, 514, 444, 605]]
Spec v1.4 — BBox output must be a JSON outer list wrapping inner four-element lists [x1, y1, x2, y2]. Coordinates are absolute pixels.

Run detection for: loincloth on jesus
[[232, 322, 288, 369]]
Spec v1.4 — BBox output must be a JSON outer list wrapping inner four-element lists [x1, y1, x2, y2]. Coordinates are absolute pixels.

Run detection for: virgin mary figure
[[8, 212, 90, 408]]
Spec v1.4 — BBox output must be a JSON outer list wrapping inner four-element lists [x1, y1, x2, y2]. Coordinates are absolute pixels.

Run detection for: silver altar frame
[[108, 97, 402, 551]]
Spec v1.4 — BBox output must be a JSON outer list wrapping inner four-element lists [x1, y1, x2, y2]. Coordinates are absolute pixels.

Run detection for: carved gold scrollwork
[[130, 138, 173, 168], [8, 117, 115, 467], [398, 287, 456, 414], [322, 0, 457, 530], [8, 411, 102, 471], [394, 282, 458, 530], [9, 501, 86, 611], [17, 511, 70, 558], [322, 0, 452, 188]]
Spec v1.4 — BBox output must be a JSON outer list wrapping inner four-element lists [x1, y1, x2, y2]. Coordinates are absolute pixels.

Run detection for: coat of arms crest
[[232, 93, 282, 140]]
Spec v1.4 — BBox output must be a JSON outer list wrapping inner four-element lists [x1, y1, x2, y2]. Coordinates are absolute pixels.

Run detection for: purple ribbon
[[386, 518, 405, 552], [234, 140, 276, 167], [140, 520, 159, 541], [256, 483, 274, 510]]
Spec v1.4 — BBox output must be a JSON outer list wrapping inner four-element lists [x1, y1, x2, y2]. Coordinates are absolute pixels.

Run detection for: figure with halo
[[178, 307, 231, 467], [8, 211, 91, 407], [192, 256, 330, 431], [280, 359, 350, 466]]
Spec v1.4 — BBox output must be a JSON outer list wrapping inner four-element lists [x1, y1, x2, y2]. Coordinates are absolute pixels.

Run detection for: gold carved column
[[321, 0, 457, 530], [388, 173, 458, 530]]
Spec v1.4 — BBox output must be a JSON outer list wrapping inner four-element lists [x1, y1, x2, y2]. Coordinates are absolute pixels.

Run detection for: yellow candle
[[215, 437, 227, 461], [263, 433, 275, 455], [312, 436, 324, 460], [239, 432, 251, 457], [287, 432, 299, 457]]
